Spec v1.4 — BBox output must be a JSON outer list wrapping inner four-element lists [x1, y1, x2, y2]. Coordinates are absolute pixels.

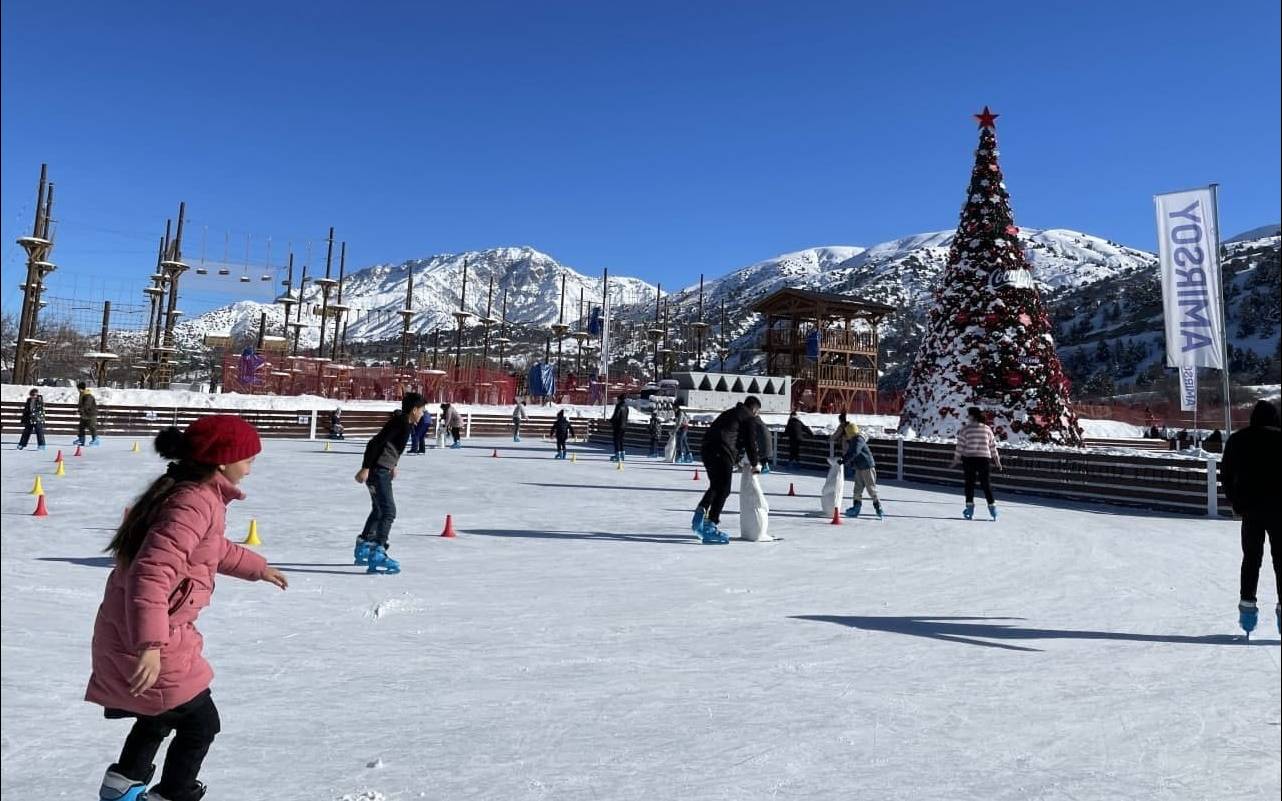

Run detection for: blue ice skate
[[699, 520, 730, 544], [692, 506, 706, 533], [874, 502, 884, 520], [846, 501, 863, 518], [963, 503, 975, 520], [761, 463, 771, 475], [37, 444, 47, 451], [353, 539, 372, 566], [449, 441, 462, 449], [97, 768, 149, 801], [1239, 601, 1258, 637], [988, 504, 998, 521], [90, 436, 102, 446], [367, 545, 400, 574]]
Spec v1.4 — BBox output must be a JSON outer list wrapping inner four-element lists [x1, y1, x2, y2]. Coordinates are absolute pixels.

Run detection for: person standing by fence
[[1221, 400, 1281, 636], [77, 381, 100, 446], [784, 410, 807, 467], [609, 395, 630, 461], [674, 401, 693, 464], [951, 406, 1001, 521], [18, 388, 47, 451]]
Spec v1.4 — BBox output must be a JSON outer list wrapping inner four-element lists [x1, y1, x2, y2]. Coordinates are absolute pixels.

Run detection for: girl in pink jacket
[[88, 415, 287, 801]]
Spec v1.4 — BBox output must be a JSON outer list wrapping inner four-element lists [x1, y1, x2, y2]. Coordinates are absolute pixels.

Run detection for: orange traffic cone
[[830, 507, 842, 525], [787, 482, 796, 497], [491, 449, 499, 458], [54, 449, 64, 463], [692, 469, 700, 480], [440, 514, 457, 538], [32, 495, 49, 517], [73, 444, 83, 457]]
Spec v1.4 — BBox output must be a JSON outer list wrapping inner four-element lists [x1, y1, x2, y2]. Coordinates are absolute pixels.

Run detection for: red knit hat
[[185, 415, 262, 465]]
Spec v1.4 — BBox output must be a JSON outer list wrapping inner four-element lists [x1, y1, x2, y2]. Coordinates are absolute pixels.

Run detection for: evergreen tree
[[899, 107, 1082, 444]]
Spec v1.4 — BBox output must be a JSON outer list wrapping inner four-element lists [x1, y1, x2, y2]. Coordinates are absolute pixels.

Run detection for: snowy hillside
[[169, 247, 657, 353], [164, 227, 1279, 394]]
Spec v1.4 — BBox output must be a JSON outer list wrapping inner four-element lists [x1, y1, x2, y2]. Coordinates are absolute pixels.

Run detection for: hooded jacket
[[86, 473, 267, 715], [1221, 401, 1281, 518], [703, 403, 760, 466]]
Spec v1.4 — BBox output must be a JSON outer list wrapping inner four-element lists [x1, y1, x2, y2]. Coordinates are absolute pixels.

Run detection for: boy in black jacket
[[693, 396, 762, 544], [551, 410, 576, 459], [353, 392, 426, 573]]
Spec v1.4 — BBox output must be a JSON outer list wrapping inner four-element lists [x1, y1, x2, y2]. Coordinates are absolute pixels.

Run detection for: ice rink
[[2, 435, 1278, 800]]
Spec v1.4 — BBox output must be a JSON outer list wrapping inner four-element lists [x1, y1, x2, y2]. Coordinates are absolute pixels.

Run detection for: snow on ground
[[2, 435, 1278, 800]]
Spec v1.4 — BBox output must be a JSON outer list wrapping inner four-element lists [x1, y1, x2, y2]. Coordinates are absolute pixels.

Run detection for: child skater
[[551, 409, 576, 459], [89, 415, 288, 801], [354, 392, 427, 573]]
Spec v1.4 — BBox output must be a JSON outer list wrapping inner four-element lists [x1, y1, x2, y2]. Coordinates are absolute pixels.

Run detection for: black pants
[[409, 431, 427, 453], [19, 423, 46, 448], [556, 436, 568, 455], [648, 434, 658, 454], [698, 451, 735, 524], [360, 468, 396, 548], [962, 457, 994, 505], [788, 438, 800, 463], [1240, 515, 1281, 603], [79, 418, 98, 441], [612, 428, 625, 453], [450, 427, 461, 445], [112, 689, 220, 800]]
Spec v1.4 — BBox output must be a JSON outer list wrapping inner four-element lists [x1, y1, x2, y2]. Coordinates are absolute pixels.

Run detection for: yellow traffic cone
[[30, 475, 44, 496], [130, 441, 140, 453], [324, 441, 332, 452], [54, 461, 66, 477], [243, 519, 262, 546], [569, 453, 576, 463], [616, 459, 623, 471]]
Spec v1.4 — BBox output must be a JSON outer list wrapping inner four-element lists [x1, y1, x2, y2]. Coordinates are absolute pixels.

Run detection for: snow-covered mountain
[[166, 227, 1279, 393]]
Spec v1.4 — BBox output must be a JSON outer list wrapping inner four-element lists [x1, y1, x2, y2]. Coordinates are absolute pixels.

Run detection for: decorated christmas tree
[[898, 107, 1082, 445]]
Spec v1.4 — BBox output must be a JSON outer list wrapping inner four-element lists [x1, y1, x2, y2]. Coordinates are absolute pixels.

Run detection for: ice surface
[[2, 435, 1277, 799]]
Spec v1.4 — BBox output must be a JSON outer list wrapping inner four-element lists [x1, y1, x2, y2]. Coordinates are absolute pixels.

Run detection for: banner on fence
[[1154, 187, 1225, 370], [1179, 366, 1197, 412]]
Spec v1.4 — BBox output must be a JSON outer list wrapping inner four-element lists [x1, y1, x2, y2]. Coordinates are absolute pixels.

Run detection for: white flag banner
[[1154, 187, 1225, 369], [1179, 365, 1197, 412]]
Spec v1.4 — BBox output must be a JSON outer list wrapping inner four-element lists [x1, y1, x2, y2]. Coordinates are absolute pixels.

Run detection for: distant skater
[[551, 410, 575, 459], [951, 406, 1001, 520], [408, 409, 431, 454], [784, 410, 807, 467], [673, 401, 693, 463], [440, 403, 463, 449], [512, 401, 528, 442], [610, 395, 629, 461], [78, 381, 100, 446], [18, 387, 47, 450], [647, 413, 661, 457]]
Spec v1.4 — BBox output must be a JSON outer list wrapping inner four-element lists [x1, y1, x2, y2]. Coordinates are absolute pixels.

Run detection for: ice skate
[[16, 445, 24, 451], [988, 504, 998, 521], [609, 452, 620, 462], [37, 444, 47, 451], [845, 501, 863, 518], [963, 503, 975, 520], [874, 502, 884, 520], [449, 441, 462, 449], [367, 545, 400, 574], [145, 781, 206, 801], [97, 767, 150, 801], [699, 520, 730, 544], [691, 506, 706, 533], [353, 539, 372, 566], [90, 436, 102, 446], [1239, 601, 1258, 637], [73, 437, 84, 446]]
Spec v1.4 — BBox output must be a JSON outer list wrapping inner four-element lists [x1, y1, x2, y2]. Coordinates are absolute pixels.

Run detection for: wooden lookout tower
[[752, 288, 895, 413]]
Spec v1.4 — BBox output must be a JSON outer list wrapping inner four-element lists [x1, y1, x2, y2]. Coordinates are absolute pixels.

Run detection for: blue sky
[[2, 0, 1279, 313]]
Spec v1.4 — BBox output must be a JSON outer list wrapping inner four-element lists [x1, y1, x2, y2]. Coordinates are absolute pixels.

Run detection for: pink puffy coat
[[86, 473, 267, 715]]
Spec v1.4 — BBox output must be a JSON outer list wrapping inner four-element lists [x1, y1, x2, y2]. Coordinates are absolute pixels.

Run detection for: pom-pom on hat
[[185, 415, 262, 465]]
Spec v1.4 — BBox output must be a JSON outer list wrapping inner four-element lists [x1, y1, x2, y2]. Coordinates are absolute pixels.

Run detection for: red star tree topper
[[898, 109, 1083, 445]]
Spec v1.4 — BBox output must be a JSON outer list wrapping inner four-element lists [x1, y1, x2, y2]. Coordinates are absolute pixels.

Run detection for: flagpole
[[1208, 183, 1232, 436], [601, 267, 609, 419]]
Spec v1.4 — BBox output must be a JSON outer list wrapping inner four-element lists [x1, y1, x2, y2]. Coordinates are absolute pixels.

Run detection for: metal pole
[[1208, 183, 1233, 436], [601, 268, 609, 414], [332, 241, 346, 361], [317, 227, 334, 358], [96, 301, 112, 386]]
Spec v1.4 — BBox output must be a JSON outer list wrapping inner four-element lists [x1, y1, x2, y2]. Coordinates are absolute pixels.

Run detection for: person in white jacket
[[511, 401, 528, 442], [950, 406, 1002, 520]]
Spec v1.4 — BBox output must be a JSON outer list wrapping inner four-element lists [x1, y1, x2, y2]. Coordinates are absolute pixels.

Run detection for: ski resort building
[[752, 288, 895, 413]]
